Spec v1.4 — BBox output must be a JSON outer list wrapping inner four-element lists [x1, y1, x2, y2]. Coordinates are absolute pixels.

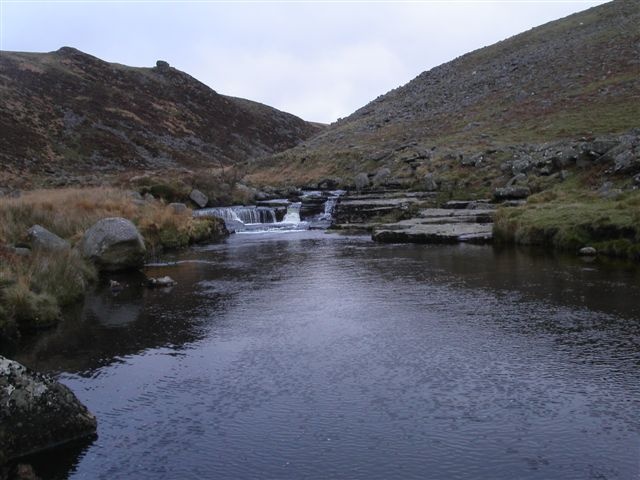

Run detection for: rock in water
[[579, 246, 597, 256], [189, 189, 208, 208], [26, 225, 70, 252], [80, 217, 146, 271], [146, 276, 177, 288], [0, 356, 97, 465]]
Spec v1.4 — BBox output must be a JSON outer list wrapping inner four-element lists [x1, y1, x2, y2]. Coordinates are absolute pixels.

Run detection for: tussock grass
[[0, 187, 226, 339], [494, 187, 640, 259]]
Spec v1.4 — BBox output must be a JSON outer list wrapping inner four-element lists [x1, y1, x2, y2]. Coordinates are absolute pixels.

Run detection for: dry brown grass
[[0, 187, 226, 339], [0, 187, 201, 249]]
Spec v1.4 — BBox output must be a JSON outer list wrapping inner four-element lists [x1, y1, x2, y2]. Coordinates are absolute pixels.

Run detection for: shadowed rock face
[[0, 47, 321, 186], [0, 356, 97, 465]]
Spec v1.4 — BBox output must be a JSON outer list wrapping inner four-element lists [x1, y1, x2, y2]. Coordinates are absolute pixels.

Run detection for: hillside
[[250, 0, 639, 189], [0, 47, 321, 188]]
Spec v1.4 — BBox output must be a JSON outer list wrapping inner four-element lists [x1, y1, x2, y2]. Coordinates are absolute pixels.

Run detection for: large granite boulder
[[80, 217, 146, 271], [0, 356, 97, 465], [26, 225, 70, 252]]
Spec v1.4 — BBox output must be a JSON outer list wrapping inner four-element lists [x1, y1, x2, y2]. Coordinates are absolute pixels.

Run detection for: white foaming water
[[196, 203, 308, 233], [282, 202, 302, 223]]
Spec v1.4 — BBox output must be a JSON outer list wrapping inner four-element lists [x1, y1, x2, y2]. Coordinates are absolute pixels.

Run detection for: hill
[[0, 47, 321, 188], [249, 0, 639, 190]]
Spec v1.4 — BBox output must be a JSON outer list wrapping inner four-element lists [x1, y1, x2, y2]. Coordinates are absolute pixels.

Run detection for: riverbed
[[14, 231, 640, 479]]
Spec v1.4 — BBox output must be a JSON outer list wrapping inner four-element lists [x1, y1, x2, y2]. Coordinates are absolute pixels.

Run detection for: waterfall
[[195, 203, 308, 233], [282, 202, 301, 223]]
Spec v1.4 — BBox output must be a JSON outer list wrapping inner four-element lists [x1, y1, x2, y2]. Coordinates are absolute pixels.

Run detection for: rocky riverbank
[[0, 356, 97, 471], [0, 187, 228, 342]]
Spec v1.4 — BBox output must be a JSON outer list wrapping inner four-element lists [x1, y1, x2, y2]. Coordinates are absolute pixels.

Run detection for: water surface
[[15, 232, 640, 479]]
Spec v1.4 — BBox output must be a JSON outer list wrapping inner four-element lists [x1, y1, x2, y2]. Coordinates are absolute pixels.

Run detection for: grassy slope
[[248, 0, 639, 186]]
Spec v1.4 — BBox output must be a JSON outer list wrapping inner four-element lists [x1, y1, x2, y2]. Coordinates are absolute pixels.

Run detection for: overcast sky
[[1, 1, 607, 123]]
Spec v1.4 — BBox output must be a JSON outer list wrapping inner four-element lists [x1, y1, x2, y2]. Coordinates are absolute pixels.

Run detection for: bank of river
[[11, 231, 640, 479]]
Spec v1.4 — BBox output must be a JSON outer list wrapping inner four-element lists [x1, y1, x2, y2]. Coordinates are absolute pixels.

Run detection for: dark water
[[13, 231, 640, 479]]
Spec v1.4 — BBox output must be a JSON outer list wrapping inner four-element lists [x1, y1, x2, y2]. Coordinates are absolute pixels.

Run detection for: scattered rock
[[0, 356, 97, 465], [26, 225, 70, 252], [372, 167, 391, 186], [354, 173, 370, 191], [146, 276, 177, 288], [189, 189, 208, 208], [423, 173, 439, 191], [578, 246, 597, 256], [109, 279, 124, 293], [493, 186, 531, 201], [12, 247, 31, 257], [506, 173, 527, 187], [80, 217, 146, 271], [143, 193, 155, 202], [317, 177, 343, 190], [168, 202, 188, 214]]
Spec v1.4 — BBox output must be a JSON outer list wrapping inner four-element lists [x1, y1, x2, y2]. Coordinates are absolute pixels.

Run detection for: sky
[[1, 0, 608, 123]]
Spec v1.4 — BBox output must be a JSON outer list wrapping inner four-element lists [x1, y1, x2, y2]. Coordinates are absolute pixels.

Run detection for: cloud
[[1, 1, 609, 123], [191, 42, 409, 123]]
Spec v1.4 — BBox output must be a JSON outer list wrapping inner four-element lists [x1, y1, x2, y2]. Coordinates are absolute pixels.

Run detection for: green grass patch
[[494, 186, 640, 259]]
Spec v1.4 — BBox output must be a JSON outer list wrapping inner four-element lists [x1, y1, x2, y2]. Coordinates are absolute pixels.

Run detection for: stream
[[11, 231, 640, 480]]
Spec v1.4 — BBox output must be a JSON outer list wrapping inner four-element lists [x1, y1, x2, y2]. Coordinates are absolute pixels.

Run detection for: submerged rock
[[26, 225, 70, 252], [80, 217, 146, 271], [146, 276, 177, 288], [0, 356, 97, 465]]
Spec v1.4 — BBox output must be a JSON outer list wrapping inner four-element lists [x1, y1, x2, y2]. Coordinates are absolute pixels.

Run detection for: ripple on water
[[17, 233, 640, 480]]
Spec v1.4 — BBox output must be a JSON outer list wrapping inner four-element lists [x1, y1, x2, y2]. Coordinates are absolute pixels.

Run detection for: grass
[[0, 187, 227, 339], [494, 185, 640, 259]]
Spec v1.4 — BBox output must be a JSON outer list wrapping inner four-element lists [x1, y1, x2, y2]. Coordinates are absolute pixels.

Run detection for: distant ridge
[[0, 47, 321, 185]]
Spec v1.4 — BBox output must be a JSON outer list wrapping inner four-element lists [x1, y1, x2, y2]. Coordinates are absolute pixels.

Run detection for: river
[[12, 231, 640, 479]]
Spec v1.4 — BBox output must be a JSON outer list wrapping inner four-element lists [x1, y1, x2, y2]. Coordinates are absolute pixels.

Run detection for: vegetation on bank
[[0, 187, 226, 339], [494, 186, 640, 260]]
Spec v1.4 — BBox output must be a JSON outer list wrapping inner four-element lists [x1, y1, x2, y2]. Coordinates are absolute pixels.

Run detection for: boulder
[[354, 173, 370, 191], [26, 225, 70, 252], [578, 247, 597, 256], [423, 173, 439, 191], [168, 202, 188, 214], [493, 186, 531, 201], [80, 217, 146, 271], [146, 276, 177, 288], [372, 168, 391, 186], [0, 356, 97, 465], [189, 189, 208, 208]]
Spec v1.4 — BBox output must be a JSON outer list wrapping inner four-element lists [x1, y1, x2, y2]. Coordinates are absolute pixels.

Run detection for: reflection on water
[[8, 232, 640, 480]]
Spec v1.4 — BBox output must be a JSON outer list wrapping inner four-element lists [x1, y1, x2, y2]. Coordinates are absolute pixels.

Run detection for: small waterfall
[[282, 202, 301, 223], [319, 196, 338, 221], [195, 203, 307, 233]]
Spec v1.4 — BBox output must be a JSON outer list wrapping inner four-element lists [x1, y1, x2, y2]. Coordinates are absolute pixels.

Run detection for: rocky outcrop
[[333, 191, 433, 225], [80, 217, 146, 271], [372, 204, 496, 244], [26, 225, 70, 252], [373, 222, 493, 244], [0, 356, 97, 465]]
